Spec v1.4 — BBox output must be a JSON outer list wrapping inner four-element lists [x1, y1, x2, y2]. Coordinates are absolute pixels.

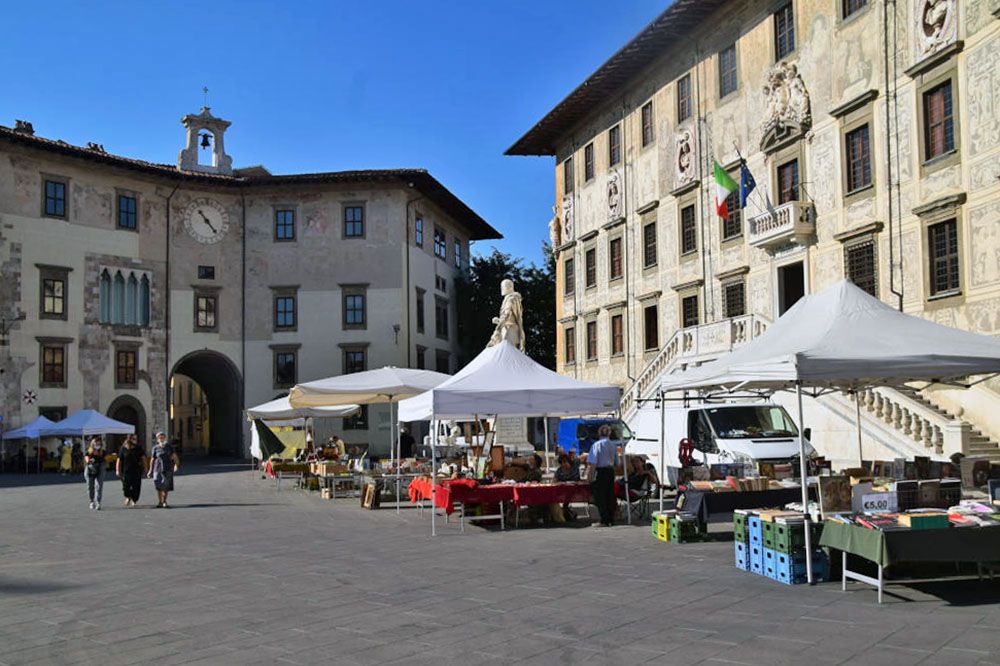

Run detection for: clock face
[[183, 198, 229, 244]]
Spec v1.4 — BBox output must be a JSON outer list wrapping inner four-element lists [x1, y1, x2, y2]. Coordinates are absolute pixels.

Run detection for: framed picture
[[819, 476, 852, 514]]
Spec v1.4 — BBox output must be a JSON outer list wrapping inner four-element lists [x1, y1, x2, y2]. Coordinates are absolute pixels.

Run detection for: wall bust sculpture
[[759, 61, 812, 152], [915, 0, 957, 61], [607, 170, 623, 220], [674, 128, 696, 186]]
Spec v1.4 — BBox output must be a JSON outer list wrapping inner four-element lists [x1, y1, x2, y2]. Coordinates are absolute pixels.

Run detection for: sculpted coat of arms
[[760, 61, 812, 151]]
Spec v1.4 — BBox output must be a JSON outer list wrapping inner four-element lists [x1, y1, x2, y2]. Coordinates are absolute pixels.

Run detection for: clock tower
[[177, 107, 233, 175]]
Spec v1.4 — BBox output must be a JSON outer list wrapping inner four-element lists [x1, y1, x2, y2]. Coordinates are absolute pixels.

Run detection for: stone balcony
[[747, 200, 815, 249]]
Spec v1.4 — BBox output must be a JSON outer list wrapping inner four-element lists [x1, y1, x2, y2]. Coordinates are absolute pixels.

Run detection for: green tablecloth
[[819, 521, 1000, 567]]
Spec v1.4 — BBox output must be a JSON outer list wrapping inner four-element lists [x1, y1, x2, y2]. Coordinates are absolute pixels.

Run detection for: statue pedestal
[[494, 416, 531, 451]]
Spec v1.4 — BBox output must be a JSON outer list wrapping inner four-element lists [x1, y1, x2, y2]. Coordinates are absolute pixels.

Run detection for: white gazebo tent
[[245, 396, 360, 460], [40, 409, 135, 437], [661, 279, 1000, 582], [398, 340, 622, 535], [289, 367, 451, 511], [1, 415, 57, 473]]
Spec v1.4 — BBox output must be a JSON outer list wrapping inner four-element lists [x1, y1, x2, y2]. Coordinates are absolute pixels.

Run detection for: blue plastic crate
[[763, 548, 779, 579], [748, 516, 763, 545], [749, 543, 764, 574], [734, 541, 749, 570], [774, 550, 829, 585]]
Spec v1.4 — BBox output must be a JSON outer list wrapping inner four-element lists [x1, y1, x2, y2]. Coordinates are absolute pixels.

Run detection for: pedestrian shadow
[[0, 576, 82, 595], [169, 502, 279, 509]]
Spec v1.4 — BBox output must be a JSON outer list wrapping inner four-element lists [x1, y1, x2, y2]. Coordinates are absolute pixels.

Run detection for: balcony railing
[[747, 200, 815, 249]]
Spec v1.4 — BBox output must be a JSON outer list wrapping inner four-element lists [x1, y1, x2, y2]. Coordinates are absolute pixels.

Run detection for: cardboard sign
[[860, 492, 898, 514]]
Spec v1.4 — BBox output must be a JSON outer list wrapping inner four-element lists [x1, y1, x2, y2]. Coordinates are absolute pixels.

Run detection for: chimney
[[13, 120, 34, 136]]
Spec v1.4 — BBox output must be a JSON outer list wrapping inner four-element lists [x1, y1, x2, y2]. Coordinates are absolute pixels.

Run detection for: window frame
[[643, 304, 659, 352], [415, 287, 426, 334], [38, 264, 70, 321], [776, 158, 800, 205], [454, 238, 462, 268], [640, 101, 655, 148], [585, 320, 598, 361], [584, 143, 595, 182], [926, 218, 961, 299], [41, 175, 69, 219], [342, 203, 365, 239], [39, 339, 68, 388], [922, 79, 957, 164], [721, 280, 746, 318], [563, 156, 574, 195], [342, 346, 368, 375], [564, 326, 576, 364], [584, 247, 597, 289], [845, 123, 873, 195], [342, 286, 367, 331], [415, 215, 424, 247], [116, 190, 138, 231], [434, 297, 449, 340], [433, 226, 447, 260], [273, 290, 297, 332], [642, 221, 657, 269], [193, 290, 219, 332], [610, 313, 624, 357], [608, 236, 623, 281], [681, 293, 700, 328], [680, 204, 698, 256], [773, 2, 796, 61], [608, 124, 621, 167], [435, 349, 450, 374], [564, 256, 576, 295], [718, 44, 738, 99], [843, 238, 879, 298], [274, 207, 296, 242], [273, 347, 298, 390], [841, 0, 869, 20], [114, 345, 139, 389], [677, 74, 692, 123]]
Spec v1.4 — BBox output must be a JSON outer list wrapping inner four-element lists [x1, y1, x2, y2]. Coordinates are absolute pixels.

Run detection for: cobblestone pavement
[[1, 461, 999, 665]]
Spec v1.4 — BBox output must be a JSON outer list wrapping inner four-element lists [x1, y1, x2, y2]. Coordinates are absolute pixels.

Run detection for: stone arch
[[107, 394, 146, 451], [170, 350, 243, 456]]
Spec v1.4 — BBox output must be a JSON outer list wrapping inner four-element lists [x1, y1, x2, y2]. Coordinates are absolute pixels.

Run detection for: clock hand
[[197, 209, 218, 234]]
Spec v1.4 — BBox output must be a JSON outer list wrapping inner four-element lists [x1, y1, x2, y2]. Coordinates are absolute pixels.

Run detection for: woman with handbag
[[83, 438, 106, 511], [148, 432, 180, 508]]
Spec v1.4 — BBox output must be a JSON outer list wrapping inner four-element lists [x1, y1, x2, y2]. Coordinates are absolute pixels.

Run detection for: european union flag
[[739, 160, 757, 208]]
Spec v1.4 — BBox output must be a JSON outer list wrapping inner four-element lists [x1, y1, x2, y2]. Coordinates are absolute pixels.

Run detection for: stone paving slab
[[1, 462, 999, 665]]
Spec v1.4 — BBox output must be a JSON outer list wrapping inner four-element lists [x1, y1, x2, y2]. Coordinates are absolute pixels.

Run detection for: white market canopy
[[398, 340, 622, 421], [39, 409, 135, 437], [1, 415, 57, 440], [245, 396, 359, 421], [661, 280, 1000, 393], [288, 367, 451, 408]]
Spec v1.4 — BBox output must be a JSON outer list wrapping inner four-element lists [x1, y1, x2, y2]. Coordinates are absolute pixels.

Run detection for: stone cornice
[[715, 265, 750, 281], [904, 41, 963, 79], [637, 289, 662, 301], [912, 192, 966, 217], [829, 89, 879, 118], [670, 179, 699, 197], [833, 221, 885, 243], [636, 200, 659, 215], [577, 230, 599, 243], [602, 217, 626, 231], [671, 278, 704, 292]]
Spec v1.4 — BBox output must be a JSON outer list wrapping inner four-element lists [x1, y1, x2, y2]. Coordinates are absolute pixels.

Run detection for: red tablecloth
[[512, 482, 592, 506], [408, 479, 590, 513]]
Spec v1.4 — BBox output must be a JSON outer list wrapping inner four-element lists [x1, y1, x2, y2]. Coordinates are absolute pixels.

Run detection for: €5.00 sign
[[861, 492, 899, 514]]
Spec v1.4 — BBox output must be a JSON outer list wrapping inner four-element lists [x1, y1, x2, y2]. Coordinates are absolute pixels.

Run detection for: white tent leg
[[543, 417, 550, 472], [393, 400, 401, 514], [796, 383, 814, 585], [431, 419, 437, 537], [854, 392, 864, 467], [659, 390, 666, 513]]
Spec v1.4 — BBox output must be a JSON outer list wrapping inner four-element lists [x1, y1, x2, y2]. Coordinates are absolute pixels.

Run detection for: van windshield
[[704, 406, 799, 439], [576, 421, 632, 442]]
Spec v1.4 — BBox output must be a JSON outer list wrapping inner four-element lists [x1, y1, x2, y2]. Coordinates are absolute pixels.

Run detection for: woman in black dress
[[115, 434, 146, 507]]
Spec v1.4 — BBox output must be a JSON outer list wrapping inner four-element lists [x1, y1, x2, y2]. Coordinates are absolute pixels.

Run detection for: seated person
[[524, 454, 544, 483], [554, 454, 580, 482], [615, 456, 658, 499]]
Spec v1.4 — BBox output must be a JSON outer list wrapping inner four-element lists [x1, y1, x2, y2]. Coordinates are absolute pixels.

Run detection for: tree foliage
[[454, 243, 556, 369]]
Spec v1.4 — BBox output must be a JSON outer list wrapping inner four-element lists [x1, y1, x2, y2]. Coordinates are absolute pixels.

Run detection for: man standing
[[588, 424, 618, 527]]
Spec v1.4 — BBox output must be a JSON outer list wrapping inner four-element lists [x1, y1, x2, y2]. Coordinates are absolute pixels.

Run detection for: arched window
[[99, 270, 111, 323], [113, 272, 125, 324], [125, 274, 138, 325], [139, 275, 150, 326]]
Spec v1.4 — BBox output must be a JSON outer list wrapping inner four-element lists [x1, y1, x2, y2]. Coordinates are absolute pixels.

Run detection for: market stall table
[[678, 486, 812, 530], [820, 521, 1000, 603], [409, 478, 512, 531]]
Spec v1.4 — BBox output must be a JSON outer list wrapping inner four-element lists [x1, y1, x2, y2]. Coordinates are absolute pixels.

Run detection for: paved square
[[1, 463, 999, 665]]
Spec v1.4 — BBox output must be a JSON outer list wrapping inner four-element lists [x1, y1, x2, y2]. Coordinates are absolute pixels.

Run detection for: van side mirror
[[803, 427, 812, 441]]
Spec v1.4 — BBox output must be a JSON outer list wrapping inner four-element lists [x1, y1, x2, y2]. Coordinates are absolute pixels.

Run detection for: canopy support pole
[[392, 398, 401, 514], [543, 417, 550, 472], [431, 419, 437, 537], [659, 389, 666, 513], [796, 382, 814, 585], [854, 391, 864, 467]]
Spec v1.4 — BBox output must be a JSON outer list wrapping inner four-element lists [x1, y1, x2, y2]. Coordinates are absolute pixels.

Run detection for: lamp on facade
[[0, 312, 26, 347], [392, 324, 401, 345]]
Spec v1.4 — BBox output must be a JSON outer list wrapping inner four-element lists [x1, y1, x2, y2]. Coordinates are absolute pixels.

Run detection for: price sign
[[861, 492, 898, 514]]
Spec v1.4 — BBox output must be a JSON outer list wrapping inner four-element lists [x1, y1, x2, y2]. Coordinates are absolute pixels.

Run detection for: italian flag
[[713, 160, 738, 219]]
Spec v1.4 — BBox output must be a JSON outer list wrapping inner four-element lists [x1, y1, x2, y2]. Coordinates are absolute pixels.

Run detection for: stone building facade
[[509, 0, 1000, 465], [0, 109, 500, 456]]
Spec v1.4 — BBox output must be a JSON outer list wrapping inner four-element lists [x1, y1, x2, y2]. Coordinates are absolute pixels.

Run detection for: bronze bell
[[200, 132, 211, 149]]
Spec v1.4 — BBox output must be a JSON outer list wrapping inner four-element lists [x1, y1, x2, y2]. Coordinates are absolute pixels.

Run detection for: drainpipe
[[404, 189, 424, 368], [240, 187, 247, 454], [160, 181, 181, 434], [621, 98, 635, 385], [883, 0, 904, 311], [692, 43, 713, 322]]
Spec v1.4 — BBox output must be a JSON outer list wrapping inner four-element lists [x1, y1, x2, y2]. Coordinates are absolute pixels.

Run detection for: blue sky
[[1, 1, 663, 265]]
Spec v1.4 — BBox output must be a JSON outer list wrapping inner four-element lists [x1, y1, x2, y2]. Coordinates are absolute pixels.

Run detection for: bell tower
[[177, 107, 233, 175]]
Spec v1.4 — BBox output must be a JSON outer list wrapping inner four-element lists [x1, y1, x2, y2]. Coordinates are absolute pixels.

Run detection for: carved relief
[[607, 170, 623, 220], [914, 0, 957, 61], [922, 165, 960, 198], [760, 62, 812, 152], [966, 0, 995, 36], [968, 297, 1000, 335], [813, 249, 840, 285], [847, 196, 876, 222], [900, 230, 920, 296], [968, 201, 1000, 288], [561, 195, 574, 242], [967, 35, 1000, 156], [887, 94, 913, 182], [970, 155, 1000, 190], [548, 216, 561, 256], [674, 127, 696, 186], [807, 130, 836, 212]]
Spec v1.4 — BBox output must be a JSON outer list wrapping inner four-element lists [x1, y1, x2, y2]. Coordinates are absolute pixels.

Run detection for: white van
[[627, 402, 813, 486]]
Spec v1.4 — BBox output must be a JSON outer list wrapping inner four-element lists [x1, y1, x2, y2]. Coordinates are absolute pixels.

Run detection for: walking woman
[[115, 434, 146, 507], [148, 432, 180, 508], [83, 437, 107, 511]]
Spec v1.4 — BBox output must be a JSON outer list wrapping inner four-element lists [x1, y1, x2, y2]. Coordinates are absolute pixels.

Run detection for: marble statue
[[607, 170, 623, 219], [549, 215, 561, 256], [488, 278, 525, 351], [760, 61, 812, 151], [675, 128, 696, 185]]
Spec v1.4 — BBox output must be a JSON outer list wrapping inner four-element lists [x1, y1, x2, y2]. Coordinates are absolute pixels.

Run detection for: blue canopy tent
[[2, 415, 57, 473], [39, 409, 135, 438]]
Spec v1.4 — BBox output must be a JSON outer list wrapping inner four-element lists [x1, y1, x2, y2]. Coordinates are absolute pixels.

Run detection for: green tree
[[454, 243, 555, 369]]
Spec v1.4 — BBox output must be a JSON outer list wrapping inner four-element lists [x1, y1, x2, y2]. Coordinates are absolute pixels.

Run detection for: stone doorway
[[170, 351, 243, 457], [777, 261, 805, 316], [107, 395, 146, 452]]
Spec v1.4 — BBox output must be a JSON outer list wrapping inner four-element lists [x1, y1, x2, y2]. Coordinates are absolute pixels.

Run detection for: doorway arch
[[107, 394, 146, 451], [170, 350, 243, 456]]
